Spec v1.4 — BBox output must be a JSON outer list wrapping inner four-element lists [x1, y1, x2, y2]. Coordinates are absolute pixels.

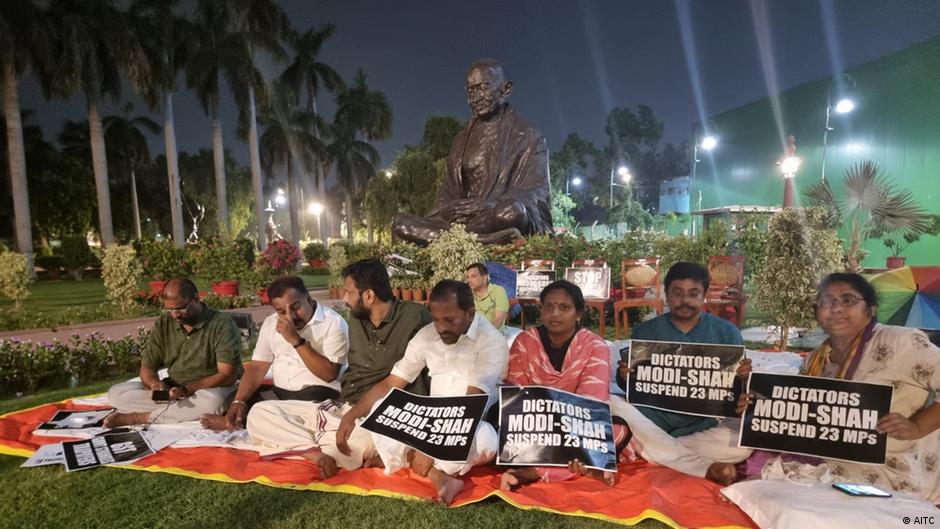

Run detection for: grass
[[0, 382, 669, 529]]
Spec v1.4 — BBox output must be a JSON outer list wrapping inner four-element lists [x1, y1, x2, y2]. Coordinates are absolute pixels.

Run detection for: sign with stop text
[[738, 372, 893, 464], [497, 386, 616, 472], [627, 339, 745, 418], [565, 267, 610, 300], [360, 389, 488, 463]]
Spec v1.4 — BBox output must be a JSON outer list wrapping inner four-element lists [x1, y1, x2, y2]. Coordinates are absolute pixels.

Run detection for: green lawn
[[0, 382, 668, 529]]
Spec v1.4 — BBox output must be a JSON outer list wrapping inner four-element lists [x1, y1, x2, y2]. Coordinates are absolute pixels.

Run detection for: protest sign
[[21, 443, 65, 468], [739, 372, 893, 464], [565, 267, 610, 300], [360, 389, 488, 462], [37, 409, 114, 430], [62, 430, 153, 472], [627, 339, 745, 418], [516, 270, 556, 299], [497, 386, 616, 472]]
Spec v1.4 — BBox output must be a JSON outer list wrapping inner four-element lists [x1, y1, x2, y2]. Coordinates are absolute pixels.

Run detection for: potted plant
[[193, 241, 250, 297], [327, 244, 348, 299], [393, 275, 412, 300], [260, 240, 302, 275], [883, 233, 920, 269], [303, 242, 328, 269], [139, 240, 192, 295]]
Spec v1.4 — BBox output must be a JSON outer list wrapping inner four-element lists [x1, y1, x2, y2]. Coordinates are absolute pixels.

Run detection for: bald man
[[104, 278, 243, 427]]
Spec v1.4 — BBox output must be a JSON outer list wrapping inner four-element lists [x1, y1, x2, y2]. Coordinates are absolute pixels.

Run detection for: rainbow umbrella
[[869, 266, 940, 330]]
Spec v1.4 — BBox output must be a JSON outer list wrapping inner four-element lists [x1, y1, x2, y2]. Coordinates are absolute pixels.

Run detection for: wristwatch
[[292, 337, 307, 349]]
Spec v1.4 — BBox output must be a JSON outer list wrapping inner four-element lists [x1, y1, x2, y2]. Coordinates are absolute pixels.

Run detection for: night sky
[[19, 0, 940, 174]]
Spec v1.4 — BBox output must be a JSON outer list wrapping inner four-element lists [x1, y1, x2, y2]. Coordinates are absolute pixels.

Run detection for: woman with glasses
[[742, 272, 940, 502]]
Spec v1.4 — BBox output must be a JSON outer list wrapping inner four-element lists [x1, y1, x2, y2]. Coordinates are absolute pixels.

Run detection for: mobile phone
[[832, 483, 892, 497], [151, 389, 170, 403], [618, 342, 631, 365]]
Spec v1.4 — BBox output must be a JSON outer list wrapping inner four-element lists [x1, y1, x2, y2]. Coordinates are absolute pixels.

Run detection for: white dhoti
[[107, 381, 235, 423], [246, 399, 377, 471], [373, 421, 498, 476], [610, 397, 751, 477]]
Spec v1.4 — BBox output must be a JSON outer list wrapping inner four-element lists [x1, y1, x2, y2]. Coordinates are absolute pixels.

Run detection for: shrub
[[260, 240, 301, 274], [327, 244, 348, 289], [100, 245, 144, 316], [60, 235, 97, 280], [34, 255, 65, 273], [138, 240, 192, 280], [0, 251, 33, 310], [426, 224, 486, 286], [192, 241, 251, 285], [302, 242, 328, 262]]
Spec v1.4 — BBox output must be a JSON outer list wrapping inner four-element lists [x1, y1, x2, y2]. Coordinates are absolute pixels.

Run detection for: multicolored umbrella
[[869, 266, 940, 330]]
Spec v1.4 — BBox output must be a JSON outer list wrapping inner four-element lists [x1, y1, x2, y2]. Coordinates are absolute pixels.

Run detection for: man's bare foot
[[499, 468, 540, 491], [302, 451, 338, 479], [705, 462, 736, 486], [363, 454, 385, 469], [199, 414, 232, 432], [103, 411, 150, 428], [428, 468, 464, 505]]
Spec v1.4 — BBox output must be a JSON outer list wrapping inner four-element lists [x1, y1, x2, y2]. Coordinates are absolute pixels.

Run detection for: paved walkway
[[0, 289, 340, 343]]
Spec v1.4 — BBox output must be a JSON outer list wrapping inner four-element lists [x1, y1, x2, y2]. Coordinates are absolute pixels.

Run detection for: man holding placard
[[336, 280, 508, 505], [613, 262, 752, 485]]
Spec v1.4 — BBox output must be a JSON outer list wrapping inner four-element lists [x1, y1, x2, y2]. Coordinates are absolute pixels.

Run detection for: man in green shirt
[[466, 263, 509, 332], [247, 259, 431, 477], [104, 279, 243, 427]]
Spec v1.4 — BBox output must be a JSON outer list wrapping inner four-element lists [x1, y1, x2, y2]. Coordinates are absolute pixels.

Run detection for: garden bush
[[0, 250, 32, 310], [100, 245, 144, 316]]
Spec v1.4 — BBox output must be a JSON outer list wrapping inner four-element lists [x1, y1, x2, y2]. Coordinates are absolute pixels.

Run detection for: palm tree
[[805, 160, 932, 270], [1, 0, 51, 269], [280, 24, 344, 238], [330, 71, 392, 240], [129, 0, 193, 247], [259, 82, 328, 247], [103, 108, 161, 240], [43, 0, 150, 246]]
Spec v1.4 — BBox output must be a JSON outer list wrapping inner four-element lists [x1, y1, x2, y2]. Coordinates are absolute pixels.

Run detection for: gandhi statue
[[392, 59, 553, 245]]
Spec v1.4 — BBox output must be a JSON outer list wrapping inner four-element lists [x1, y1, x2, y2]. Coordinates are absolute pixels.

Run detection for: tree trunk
[[311, 96, 330, 245], [345, 191, 355, 241], [163, 92, 185, 246], [287, 162, 301, 248], [2, 60, 33, 271], [367, 215, 374, 243], [247, 86, 266, 250], [210, 102, 228, 239], [87, 92, 114, 246], [130, 167, 141, 240]]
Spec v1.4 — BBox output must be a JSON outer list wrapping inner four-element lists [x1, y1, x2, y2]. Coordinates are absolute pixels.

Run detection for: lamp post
[[821, 73, 856, 183], [566, 175, 582, 195], [780, 134, 802, 208], [689, 122, 718, 236], [307, 202, 324, 242], [608, 165, 632, 207]]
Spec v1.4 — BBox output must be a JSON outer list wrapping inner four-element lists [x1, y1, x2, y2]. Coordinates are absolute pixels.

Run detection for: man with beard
[[199, 276, 349, 431], [335, 280, 508, 505], [612, 262, 752, 485], [104, 279, 243, 427], [391, 59, 552, 245], [247, 259, 430, 477]]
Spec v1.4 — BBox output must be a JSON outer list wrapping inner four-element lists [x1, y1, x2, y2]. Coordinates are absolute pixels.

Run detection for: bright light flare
[[834, 98, 855, 114], [700, 136, 717, 150]]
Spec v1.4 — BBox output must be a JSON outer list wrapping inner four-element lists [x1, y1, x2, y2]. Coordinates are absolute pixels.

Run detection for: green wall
[[694, 36, 940, 267]]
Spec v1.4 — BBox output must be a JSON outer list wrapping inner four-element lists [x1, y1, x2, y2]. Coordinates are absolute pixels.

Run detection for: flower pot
[[412, 288, 425, 301], [258, 288, 270, 305], [886, 256, 906, 269], [149, 280, 168, 296], [308, 259, 326, 269], [401, 288, 413, 301], [392, 287, 402, 299], [211, 280, 240, 297]]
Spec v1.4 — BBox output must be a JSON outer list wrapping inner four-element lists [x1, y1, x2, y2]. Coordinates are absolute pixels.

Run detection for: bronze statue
[[392, 59, 553, 245]]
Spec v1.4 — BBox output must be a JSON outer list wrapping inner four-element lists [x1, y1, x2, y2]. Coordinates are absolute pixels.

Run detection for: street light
[[384, 170, 393, 179], [307, 202, 324, 241], [780, 134, 801, 208], [275, 188, 286, 206], [609, 165, 632, 206], [690, 121, 718, 236], [821, 73, 856, 182], [565, 175, 582, 195]]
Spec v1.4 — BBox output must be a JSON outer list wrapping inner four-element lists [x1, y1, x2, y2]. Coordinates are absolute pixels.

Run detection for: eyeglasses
[[816, 294, 864, 309], [163, 299, 193, 315]]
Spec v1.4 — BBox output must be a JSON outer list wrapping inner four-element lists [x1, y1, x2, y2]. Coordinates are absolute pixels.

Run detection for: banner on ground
[[565, 267, 610, 300], [627, 339, 745, 418], [38, 409, 114, 430], [360, 389, 488, 462], [738, 372, 893, 464], [516, 270, 556, 299], [62, 430, 154, 472], [497, 386, 616, 472]]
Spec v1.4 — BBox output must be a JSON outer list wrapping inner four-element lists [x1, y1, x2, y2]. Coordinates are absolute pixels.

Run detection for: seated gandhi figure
[[392, 59, 553, 245]]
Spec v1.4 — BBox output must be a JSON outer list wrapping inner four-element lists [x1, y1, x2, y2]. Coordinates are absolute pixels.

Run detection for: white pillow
[[721, 479, 940, 529]]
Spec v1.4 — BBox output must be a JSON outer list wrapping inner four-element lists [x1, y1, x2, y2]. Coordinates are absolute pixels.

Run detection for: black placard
[[360, 389, 487, 462], [497, 386, 616, 472], [37, 409, 114, 430], [627, 339, 745, 418], [739, 373, 893, 464], [565, 267, 611, 300], [62, 431, 153, 472], [516, 270, 556, 299]]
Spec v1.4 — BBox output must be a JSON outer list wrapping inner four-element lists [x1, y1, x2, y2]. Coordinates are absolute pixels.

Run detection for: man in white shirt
[[200, 276, 349, 431], [335, 280, 508, 505]]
